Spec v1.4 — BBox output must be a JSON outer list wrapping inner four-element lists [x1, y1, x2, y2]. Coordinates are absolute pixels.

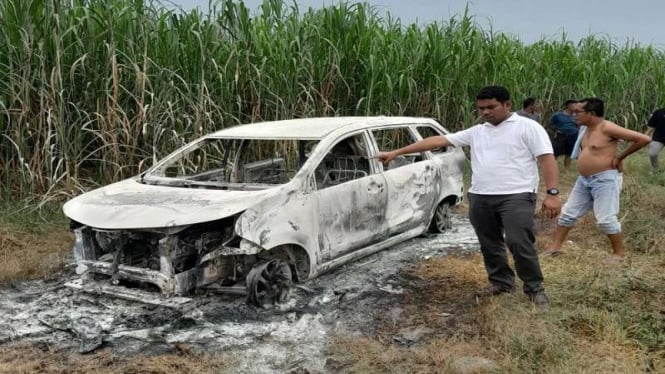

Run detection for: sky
[[167, 0, 665, 48]]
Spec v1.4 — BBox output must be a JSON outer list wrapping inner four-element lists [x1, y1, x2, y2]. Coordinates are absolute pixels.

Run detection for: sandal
[[541, 249, 565, 257], [604, 255, 625, 265]]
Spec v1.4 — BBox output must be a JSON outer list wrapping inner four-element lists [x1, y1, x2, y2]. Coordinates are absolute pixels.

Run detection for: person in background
[[377, 85, 561, 311], [644, 107, 665, 171], [548, 100, 580, 172], [544, 98, 651, 263], [516, 97, 542, 123]]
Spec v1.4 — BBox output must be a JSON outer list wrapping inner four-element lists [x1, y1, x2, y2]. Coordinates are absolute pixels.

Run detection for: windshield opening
[[145, 138, 319, 187]]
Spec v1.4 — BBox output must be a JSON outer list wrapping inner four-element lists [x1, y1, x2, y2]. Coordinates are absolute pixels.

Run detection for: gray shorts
[[558, 170, 623, 234]]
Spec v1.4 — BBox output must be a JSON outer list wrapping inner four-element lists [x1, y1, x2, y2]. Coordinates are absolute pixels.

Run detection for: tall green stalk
[[1, 0, 664, 198]]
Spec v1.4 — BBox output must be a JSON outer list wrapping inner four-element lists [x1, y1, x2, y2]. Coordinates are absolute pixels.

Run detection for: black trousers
[[468, 192, 544, 294]]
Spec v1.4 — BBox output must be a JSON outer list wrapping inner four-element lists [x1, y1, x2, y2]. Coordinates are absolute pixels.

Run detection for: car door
[[311, 131, 389, 262], [371, 125, 440, 235]]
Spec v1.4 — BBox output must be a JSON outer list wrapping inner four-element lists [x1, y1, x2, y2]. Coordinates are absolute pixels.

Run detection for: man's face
[[476, 98, 511, 125], [572, 102, 587, 125]]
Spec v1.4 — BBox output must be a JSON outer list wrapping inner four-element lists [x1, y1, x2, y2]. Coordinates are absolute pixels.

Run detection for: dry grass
[[327, 336, 498, 374], [0, 224, 73, 285], [0, 158, 663, 373], [0, 343, 234, 374], [328, 247, 664, 373], [327, 156, 665, 374]]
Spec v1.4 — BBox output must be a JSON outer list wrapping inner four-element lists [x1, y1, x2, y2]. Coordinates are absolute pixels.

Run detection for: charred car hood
[[63, 179, 278, 229]]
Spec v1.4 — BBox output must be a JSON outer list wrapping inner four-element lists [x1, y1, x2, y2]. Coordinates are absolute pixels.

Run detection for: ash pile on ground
[[0, 216, 478, 373]]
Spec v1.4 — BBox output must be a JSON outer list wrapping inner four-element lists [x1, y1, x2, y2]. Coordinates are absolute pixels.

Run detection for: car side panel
[[313, 173, 389, 262], [382, 160, 441, 234], [381, 146, 464, 236], [430, 147, 466, 204]]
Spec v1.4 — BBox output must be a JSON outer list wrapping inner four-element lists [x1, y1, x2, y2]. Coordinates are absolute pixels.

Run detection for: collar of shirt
[[481, 112, 519, 127]]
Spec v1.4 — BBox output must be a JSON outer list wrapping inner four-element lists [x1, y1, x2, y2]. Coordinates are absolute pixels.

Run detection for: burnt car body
[[63, 117, 465, 306]]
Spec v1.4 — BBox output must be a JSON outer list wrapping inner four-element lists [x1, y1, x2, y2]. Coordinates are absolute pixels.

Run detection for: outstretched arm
[[375, 135, 451, 164]]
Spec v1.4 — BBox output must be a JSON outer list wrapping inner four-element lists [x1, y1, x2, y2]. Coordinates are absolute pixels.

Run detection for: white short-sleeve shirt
[[446, 113, 553, 195]]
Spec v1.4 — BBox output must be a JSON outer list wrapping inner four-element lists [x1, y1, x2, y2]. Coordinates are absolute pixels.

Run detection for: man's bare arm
[[375, 135, 451, 163], [545, 119, 555, 134], [604, 122, 651, 161], [536, 153, 561, 218]]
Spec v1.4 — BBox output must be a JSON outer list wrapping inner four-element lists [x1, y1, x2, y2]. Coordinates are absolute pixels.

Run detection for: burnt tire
[[429, 201, 453, 233], [246, 259, 293, 307]]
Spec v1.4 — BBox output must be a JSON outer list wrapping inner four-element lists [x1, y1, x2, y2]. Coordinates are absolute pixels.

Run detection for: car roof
[[207, 116, 437, 140]]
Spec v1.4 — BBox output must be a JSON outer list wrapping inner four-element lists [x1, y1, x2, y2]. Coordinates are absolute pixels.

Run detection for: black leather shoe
[[527, 291, 550, 311], [475, 283, 515, 298]]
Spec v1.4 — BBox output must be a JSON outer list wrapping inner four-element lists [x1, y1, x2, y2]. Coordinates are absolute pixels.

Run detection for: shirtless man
[[545, 98, 651, 261]]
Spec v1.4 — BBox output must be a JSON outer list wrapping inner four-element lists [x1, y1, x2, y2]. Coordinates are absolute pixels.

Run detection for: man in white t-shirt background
[[377, 85, 561, 311]]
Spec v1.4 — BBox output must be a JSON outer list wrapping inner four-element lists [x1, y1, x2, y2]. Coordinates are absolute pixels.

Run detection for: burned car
[[63, 117, 465, 306]]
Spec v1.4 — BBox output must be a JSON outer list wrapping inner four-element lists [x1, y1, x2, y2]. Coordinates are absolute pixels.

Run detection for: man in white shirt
[[377, 85, 561, 310]]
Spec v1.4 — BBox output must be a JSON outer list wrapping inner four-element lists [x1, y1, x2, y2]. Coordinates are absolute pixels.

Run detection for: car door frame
[[368, 123, 442, 235], [307, 129, 390, 263]]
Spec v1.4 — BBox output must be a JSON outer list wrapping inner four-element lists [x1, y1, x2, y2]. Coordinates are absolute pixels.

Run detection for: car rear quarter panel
[[382, 160, 441, 234], [431, 147, 466, 203]]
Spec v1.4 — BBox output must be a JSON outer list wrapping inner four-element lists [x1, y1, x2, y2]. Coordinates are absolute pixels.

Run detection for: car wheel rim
[[246, 259, 293, 307], [434, 203, 452, 232]]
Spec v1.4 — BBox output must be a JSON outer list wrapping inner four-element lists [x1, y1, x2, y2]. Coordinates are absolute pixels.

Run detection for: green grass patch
[[0, 197, 69, 230]]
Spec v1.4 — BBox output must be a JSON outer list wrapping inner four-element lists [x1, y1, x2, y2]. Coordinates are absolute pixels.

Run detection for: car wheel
[[246, 259, 293, 307], [429, 201, 453, 233]]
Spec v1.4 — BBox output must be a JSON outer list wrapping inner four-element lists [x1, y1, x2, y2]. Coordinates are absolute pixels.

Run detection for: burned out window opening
[[415, 125, 450, 154], [314, 133, 372, 189], [145, 138, 319, 188], [371, 126, 424, 170]]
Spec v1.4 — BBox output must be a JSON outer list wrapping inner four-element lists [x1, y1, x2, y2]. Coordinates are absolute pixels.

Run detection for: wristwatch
[[546, 188, 560, 196]]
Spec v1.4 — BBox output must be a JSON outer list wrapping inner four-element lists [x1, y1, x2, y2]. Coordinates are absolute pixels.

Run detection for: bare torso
[[576, 121, 619, 176]]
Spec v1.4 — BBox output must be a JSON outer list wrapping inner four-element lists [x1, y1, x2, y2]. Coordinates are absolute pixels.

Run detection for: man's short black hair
[[563, 99, 578, 108], [476, 85, 510, 103], [522, 97, 537, 109], [581, 97, 604, 117]]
